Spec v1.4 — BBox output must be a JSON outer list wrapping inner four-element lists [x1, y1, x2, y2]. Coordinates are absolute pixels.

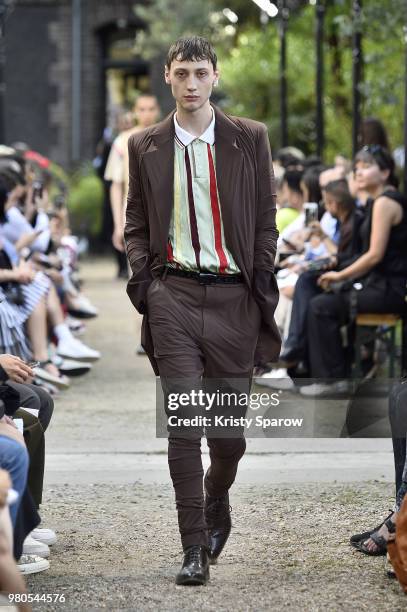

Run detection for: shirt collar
[[174, 107, 215, 147]]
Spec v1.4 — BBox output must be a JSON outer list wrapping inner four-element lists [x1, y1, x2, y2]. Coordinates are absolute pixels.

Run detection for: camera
[[32, 180, 43, 203], [54, 194, 66, 210]]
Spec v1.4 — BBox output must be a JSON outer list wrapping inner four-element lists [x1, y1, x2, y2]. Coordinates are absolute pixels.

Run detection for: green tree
[[133, 0, 407, 161], [133, 0, 216, 60]]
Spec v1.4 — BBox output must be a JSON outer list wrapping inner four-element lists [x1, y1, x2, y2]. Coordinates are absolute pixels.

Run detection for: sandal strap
[[384, 517, 396, 533], [370, 532, 388, 549], [38, 360, 52, 367]]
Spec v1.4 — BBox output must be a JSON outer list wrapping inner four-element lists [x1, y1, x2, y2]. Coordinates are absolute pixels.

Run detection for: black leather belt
[[165, 267, 243, 285]]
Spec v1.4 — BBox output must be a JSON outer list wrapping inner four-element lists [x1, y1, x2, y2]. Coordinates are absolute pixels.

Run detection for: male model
[[125, 36, 280, 585]]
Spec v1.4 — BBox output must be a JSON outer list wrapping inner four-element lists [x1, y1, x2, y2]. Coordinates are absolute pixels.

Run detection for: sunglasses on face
[[362, 144, 385, 154]]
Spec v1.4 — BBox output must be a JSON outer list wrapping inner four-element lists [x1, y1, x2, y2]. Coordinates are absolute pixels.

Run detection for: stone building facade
[[4, 0, 172, 169]]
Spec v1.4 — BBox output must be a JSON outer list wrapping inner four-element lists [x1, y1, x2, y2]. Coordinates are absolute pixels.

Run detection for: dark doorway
[[97, 21, 150, 134]]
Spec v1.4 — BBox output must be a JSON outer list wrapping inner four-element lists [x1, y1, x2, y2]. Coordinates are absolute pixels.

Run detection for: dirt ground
[[27, 482, 403, 611]]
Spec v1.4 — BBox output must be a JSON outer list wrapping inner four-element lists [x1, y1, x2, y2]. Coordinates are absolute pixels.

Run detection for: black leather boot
[[204, 493, 232, 564], [175, 545, 210, 585]]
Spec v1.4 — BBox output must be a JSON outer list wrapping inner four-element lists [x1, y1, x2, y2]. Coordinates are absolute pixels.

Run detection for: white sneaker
[[34, 379, 60, 396], [17, 554, 50, 574], [33, 366, 70, 389], [69, 295, 98, 318], [254, 368, 294, 390], [23, 535, 50, 558], [299, 380, 350, 397], [57, 336, 101, 361], [31, 527, 57, 546], [57, 358, 92, 377], [66, 315, 86, 336]]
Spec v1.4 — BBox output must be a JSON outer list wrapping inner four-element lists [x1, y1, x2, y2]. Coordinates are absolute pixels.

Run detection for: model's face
[[134, 97, 160, 128], [354, 160, 389, 192], [165, 58, 219, 112]]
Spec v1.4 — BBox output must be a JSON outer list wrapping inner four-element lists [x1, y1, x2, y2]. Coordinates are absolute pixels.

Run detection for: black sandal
[[350, 510, 394, 547], [354, 517, 396, 556]]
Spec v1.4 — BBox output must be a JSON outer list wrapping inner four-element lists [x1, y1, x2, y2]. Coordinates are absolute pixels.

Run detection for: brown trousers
[[147, 274, 261, 550]]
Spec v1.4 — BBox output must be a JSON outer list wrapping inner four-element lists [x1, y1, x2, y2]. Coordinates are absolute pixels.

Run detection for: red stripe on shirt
[[184, 148, 201, 268], [207, 144, 228, 274], [167, 239, 174, 262]]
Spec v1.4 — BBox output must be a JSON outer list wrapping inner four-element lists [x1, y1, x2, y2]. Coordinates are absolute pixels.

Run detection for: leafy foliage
[[133, 0, 407, 161], [68, 165, 103, 238]]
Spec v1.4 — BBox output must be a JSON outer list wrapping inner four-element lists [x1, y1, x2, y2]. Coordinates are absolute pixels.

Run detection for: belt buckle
[[198, 273, 217, 285]]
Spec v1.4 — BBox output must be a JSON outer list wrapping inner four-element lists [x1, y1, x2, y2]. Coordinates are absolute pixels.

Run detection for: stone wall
[[4, 0, 174, 169]]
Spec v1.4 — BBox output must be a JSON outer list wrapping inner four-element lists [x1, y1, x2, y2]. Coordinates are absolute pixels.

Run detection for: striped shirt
[[167, 109, 240, 275]]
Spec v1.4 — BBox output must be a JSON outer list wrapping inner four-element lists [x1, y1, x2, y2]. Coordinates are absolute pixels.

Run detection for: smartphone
[[32, 180, 43, 203], [54, 195, 65, 210], [304, 202, 319, 226], [27, 361, 40, 368]]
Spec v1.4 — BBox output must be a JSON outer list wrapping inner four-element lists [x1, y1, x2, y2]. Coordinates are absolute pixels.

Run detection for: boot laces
[[206, 498, 232, 525], [185, 546, 203, 564]]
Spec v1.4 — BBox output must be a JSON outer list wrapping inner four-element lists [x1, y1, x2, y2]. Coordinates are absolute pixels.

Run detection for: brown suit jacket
[[124, 104, 281, 375]]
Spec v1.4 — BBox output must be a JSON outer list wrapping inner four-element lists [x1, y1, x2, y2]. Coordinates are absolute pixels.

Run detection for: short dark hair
[[136, 92, 157, 101], [282, 169, 303, 195], [324, 179, 355, 214], [302, 165, 324, 204], [134, 93, 158, 106], [0, 167, 25, 191], [166, 36, 217, 70]]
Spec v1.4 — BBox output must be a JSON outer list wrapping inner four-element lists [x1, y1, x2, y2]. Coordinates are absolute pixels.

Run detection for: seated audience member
[[0, 354, 53, 505], [350, 378, 407, 557], [276, 169, 304, 235], [297, 146, 407, 396], [319, 166, 346, 239], [277, 165, 334, 256], [352, 118, 390, 207], [0, 164, 98, 320], [0, 418, 28, 529], [257, 179, 362, 389], [301, 164, 325, 207], [272, 165, 327, 340], [0, 468, 31, 611], [0, 354, 53, 571], [0, 183, 99, 389]]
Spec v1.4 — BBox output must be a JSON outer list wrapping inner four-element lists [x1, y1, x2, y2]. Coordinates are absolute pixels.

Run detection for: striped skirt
[[0, 272, 51, 359]]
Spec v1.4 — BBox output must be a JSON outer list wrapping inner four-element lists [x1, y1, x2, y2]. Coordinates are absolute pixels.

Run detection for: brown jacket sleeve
[[252, 125, 281, 364], [253, 124, 278, 272], [124, 135, 153, 314]]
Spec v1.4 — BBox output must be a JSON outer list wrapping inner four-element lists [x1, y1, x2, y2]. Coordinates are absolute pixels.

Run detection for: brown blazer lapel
[[213, 105, 243, 255], [142, 111, 175, 250]]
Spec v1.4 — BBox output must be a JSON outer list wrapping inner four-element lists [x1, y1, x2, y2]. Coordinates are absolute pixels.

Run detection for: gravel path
[[27, 482, 403, 611]]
